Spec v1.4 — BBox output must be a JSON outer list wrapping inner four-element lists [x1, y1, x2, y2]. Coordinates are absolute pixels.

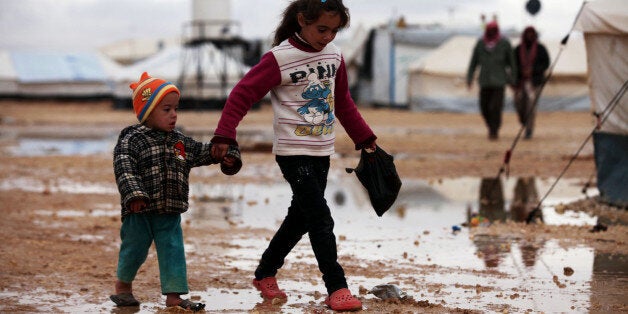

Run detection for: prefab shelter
[[575, 0, 628, 206], [358, 24, 519, 108], [407, 35, 589, 112], [337, 24, 370, 90], [358, 26, 479, 108]]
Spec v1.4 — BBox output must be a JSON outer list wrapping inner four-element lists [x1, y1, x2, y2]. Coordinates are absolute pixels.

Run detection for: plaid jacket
[[113, 124, 225, 219]]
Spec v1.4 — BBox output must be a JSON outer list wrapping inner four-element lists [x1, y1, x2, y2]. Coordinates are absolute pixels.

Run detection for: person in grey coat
[[467, 21, 518, 140]]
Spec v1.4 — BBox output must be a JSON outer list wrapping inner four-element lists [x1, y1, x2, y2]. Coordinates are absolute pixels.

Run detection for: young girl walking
[[209, 0, 375, 311]]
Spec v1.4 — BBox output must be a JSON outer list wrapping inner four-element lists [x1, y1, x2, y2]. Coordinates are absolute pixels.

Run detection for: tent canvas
[[0, 50, 125, 98], [11, 51, 107, 83], [358, 26, 490, 108], [0, 51, 18, 95], [575, 0, 628, 206], [407, 35, 589, 112], [112, 44, 249, 108]]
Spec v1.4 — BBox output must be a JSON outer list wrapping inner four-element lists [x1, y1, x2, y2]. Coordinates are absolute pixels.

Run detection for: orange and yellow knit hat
[[130, 72, 179, 123]]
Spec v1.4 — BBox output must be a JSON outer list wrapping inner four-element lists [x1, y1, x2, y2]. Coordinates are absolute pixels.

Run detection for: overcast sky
[[0, 0, 585, 51]]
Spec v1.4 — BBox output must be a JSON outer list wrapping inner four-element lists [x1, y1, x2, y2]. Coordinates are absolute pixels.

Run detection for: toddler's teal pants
[[116, 213, 189, 295]]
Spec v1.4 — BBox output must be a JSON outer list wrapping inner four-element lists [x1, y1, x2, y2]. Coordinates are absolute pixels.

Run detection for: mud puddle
[[4, 174, 620, 313], [178, 176, 619, 313], [9, 137, 114, 156]]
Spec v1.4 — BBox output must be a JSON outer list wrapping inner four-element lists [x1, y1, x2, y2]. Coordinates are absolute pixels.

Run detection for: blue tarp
[[10, 51, 107, 83], [593, 131, 628, 207]]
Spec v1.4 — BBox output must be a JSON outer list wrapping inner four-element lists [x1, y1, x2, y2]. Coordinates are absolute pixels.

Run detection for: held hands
[[210, 143, 229, 162], [211, 143, 242, 175], [222, 156, 236, 168]]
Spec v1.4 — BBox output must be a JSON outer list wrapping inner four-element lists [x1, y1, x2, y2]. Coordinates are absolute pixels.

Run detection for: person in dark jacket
[[110, 72, 241, 311], [514, 26, 550, 139], [467, 21, 518, 140]]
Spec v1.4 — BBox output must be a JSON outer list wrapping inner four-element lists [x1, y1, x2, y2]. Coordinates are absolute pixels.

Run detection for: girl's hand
[[129, 199, 147, 213], [366, 140, 377, 152], [369, 140, 377, 149]]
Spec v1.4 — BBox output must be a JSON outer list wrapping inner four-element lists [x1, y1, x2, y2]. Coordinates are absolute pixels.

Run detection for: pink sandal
[[252, 277, 287, 300], [324, 288, 362, 311]]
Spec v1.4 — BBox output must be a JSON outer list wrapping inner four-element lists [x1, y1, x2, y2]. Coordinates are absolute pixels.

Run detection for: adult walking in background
[[467, 21, 518, 140], [514, 26, 550, 139]]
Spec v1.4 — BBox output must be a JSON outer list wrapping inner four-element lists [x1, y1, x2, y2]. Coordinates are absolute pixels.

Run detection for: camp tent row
[[407, 34, 589, 112], [0, 43, 247, 105], [0, 50, 123, 99], [2, 25, 591, 112], [111, 44, 248, 108]]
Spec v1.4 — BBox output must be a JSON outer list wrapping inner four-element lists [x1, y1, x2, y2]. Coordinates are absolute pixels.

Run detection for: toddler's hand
[[222, 156, 236, 168], [129, 199, 146, 213], [220, 145, 242, 176]]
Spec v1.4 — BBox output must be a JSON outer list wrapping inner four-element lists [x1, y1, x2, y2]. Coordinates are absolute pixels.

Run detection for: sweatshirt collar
[[289, 33, 321, 53]]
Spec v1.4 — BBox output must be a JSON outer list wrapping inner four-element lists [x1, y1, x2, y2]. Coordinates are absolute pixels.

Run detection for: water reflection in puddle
[[0, 177, 117, 194], [6, 175, 625, 313], [9, 137, 113, 156], [189, 175, 599, 231], [180, 175, 624, 312]]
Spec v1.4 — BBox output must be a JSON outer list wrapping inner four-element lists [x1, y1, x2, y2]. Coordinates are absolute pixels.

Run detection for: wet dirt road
[[0, 102, 626, 313]]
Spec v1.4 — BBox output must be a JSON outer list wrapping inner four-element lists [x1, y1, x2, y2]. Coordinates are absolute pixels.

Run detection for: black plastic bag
[[346, 145, 402, 216]]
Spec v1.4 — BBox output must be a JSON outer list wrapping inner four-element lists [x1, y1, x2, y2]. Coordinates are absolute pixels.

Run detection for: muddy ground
[[0, 101, 626, 313]]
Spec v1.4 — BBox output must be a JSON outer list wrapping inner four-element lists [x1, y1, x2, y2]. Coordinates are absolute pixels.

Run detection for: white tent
[[100, 37, 180, 65], [0, 43, 248, 103], [337, 24, 370, 88], [0, 50, 18, 95], [407, 35, 589, 112], [575, 0, 628, 206], [112, 43, 249, 106], [0, 50, 125, 99], [575, 0, 628, 135], [406, 36, 478, 111]]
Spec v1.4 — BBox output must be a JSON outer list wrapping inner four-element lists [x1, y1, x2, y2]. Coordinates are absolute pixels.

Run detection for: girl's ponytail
[[273, 2, 301, 46]]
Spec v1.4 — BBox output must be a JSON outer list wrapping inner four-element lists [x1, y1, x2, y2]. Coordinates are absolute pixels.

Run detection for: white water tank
[[192, 0, 231, 22], [191, 0, 233, 39]]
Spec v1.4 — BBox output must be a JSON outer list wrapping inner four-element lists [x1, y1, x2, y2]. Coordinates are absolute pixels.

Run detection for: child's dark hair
[[273, 0, 350, 47]]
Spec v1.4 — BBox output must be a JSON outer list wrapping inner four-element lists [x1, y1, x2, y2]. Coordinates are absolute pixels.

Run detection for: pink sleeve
[[334, 57, 376, 147], [213, 52, 281, 140]]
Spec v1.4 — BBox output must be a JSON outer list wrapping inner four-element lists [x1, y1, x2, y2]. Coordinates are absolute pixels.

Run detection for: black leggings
[[254, 155, 347, 294]]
